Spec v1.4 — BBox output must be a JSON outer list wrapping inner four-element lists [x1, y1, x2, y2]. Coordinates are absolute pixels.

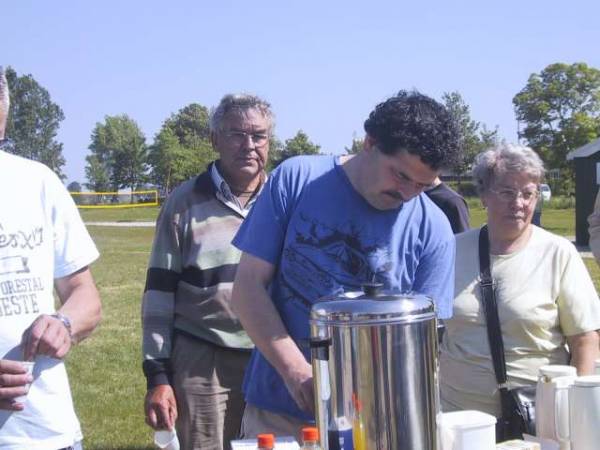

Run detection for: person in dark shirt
[[425, 177, 470, 233]]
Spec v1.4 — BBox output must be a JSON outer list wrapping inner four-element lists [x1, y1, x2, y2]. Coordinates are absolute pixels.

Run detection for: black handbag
[[478, 226, 536, 442]]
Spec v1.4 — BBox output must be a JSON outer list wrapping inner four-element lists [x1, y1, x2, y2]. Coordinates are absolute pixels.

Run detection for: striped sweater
[[142, 165, 255, 388]]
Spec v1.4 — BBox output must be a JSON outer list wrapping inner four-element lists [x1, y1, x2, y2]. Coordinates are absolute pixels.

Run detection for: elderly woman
[[440, 143, 600, 419]]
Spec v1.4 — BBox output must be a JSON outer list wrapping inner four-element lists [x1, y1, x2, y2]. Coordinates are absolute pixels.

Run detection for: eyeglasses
[[489, 188, 539, 204], [224, 130, 269, 145]]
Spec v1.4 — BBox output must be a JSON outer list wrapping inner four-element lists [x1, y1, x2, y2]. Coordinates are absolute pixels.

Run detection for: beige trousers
[[172, 332, 251, 450]]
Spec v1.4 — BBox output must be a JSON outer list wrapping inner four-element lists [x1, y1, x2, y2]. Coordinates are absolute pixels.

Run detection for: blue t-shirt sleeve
[[233, 164, 294, 265], [413, 219, 456, 319]]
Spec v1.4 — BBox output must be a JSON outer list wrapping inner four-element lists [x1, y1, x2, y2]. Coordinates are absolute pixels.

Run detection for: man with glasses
[[142, 94, 273, 449], [231, 90, 461, 438]]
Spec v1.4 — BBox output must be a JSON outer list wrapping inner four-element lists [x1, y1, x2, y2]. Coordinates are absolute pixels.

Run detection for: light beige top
[[440, 226, 600, 416]]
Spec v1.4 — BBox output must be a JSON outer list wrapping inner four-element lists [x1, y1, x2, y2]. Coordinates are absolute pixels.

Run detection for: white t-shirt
[[440, 226, 600, 417], [0, 151, 99, 449]]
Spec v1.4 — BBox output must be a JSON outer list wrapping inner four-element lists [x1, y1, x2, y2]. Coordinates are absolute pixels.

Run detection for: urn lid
[[310, 283, 435, 326]]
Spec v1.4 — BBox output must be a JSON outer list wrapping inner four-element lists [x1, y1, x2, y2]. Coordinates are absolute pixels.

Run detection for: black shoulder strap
[[478, 225, 508, 387]]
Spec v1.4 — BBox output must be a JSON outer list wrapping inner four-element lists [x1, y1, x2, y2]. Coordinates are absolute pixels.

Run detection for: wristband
[[51, 312, 73, 339]]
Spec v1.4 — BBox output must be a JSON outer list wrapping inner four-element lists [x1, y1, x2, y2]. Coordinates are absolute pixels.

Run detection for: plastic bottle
[[257, 433, 275, 450], [352, 395, 366, 450], [300, 426, 322, 450], [328, 416, 354, 450]]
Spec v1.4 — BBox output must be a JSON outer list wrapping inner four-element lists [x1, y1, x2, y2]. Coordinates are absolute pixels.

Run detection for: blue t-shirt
[[233, 155, 455, 420]]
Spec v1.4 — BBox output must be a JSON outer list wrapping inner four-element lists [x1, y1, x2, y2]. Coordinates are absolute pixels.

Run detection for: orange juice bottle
[[257, 433, 275, 450], [300, 426, 322, 449], [352, 394, 366, 450]]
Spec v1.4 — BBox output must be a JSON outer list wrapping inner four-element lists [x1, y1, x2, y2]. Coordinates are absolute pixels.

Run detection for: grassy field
[[71, 226, 155, 450], [79, 206, 160, 223], [68, 205, 595, 449]]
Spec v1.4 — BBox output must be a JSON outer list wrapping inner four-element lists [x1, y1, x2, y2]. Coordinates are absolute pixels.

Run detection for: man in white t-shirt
[[0, 67, 102, 449]]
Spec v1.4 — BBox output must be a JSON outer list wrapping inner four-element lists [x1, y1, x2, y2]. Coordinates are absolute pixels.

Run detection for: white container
[[231, 436, 299, 449], [594, 359, 600, 375], [440, 410, 496, 450], [535, 365, 576, 449], [496, 440, 541, 449], [568, 375, 600, 450]]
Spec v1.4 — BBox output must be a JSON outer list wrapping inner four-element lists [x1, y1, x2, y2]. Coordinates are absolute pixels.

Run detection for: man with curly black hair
[[231, 90, 461, 439]]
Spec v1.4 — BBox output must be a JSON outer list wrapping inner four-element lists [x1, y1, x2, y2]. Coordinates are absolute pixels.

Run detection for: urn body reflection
[[310, 285, 440, 450]]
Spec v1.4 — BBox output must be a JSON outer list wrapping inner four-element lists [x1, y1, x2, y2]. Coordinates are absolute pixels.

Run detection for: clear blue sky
[[5, 0, 600, 184]]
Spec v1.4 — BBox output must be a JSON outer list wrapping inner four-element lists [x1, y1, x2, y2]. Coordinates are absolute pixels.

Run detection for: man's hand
[[282, 360, 315, 414], [145, 384, 178, 430], [0, 360, 33, 411], [22, 314, 71, 361]]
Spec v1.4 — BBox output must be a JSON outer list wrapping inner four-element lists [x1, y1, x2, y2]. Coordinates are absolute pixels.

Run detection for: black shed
[[566, 137, 600, 246]]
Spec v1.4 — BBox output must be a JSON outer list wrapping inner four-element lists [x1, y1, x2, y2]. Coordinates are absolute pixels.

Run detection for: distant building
[[566, 137, 600, 245]]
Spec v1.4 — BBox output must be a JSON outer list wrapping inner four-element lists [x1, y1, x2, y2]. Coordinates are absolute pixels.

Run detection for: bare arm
[[567, 331, 600, 375], [231, 252, 314, 412], [22, 266, 101, 361]]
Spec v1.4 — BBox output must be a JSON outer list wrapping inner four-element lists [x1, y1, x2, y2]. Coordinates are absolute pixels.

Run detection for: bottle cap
[[257, 433, 275, 448], [302, 426, 319, 442]]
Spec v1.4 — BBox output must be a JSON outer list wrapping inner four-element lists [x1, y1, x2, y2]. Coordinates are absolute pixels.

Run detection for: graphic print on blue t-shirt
[[280, 212, 393, 310]]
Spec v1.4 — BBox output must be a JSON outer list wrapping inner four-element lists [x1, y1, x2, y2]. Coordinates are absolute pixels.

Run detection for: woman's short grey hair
[[209, 93, 274, 133], [472, 142, 545, 194]]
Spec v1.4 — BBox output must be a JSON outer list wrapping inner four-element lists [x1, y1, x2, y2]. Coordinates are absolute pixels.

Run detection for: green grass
[[70, 226, 155, 450], [66, 206, 591, 449], [79, 206, 160, 223], [468, 202, 576, 237]]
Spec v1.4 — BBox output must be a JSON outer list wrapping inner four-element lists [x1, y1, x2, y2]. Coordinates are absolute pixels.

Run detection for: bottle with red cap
[[300, 427, 323, 450], [257, 433, 275, 450]]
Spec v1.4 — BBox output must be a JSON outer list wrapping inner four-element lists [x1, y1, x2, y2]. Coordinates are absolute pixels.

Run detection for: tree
[[147, 104, 216, 193], [271, 130, 321, 168], [513, 62, 600, 194], [4, 67, 66, 178], [86, 115, 148, 193], [67, 181, 82, 192], [345, 134, 364, 155], [84, 154, 111, 192], [266, 135, 283, 172], [442, 91, 498, 177]]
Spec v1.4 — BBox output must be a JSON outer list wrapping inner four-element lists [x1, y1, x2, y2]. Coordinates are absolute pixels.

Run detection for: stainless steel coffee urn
[[310, 284, 439, 450]]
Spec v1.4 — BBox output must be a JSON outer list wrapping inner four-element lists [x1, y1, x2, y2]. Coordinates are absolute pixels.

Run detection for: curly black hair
[[364, 90, 460, 170]]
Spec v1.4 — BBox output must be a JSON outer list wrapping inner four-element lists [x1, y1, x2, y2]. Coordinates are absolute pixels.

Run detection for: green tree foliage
[[442, 91, 498, 176], [67, 181, 82, 192], [345, 134, 364, 155], [84, 154, 111, 192], [147, 103, 216, 193], [271, 130, 321, 168], [4, 67, 66, 178], [266, 135, 284, 172], [513, 62, 600, 194], [86, 115, 148, 192]]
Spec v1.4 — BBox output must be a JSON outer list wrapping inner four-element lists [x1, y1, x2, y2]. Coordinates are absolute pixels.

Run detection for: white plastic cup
[[14, 361, 35, 403], [440, 410, 496, 450], [154, 428, 180, 450]]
